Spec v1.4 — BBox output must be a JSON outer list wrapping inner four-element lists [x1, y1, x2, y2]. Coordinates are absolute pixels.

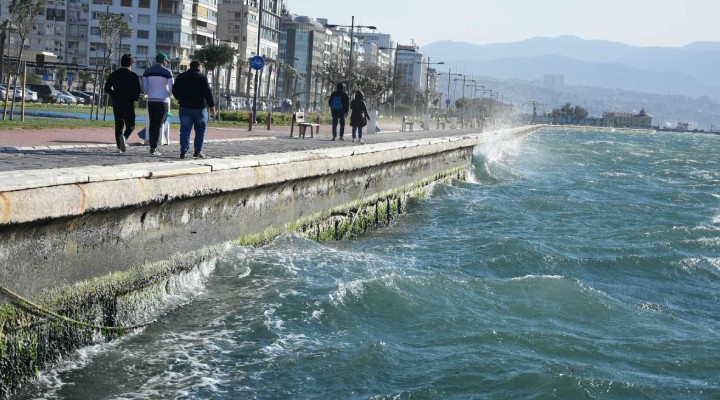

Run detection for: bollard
[[316, 115, 321, 134], [267, 112, 272, 130], [248, 112, 253, 131]]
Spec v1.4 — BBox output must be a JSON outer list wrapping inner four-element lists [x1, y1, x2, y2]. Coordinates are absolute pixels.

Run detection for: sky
[[285, 0, 720, 48]]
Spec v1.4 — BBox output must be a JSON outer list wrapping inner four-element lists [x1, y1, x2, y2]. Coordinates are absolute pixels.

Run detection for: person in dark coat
[[172, 60, 216, 159], [327, 82, 350, 141], [104, 53, 141, 153], [349, 90, 370, 144]]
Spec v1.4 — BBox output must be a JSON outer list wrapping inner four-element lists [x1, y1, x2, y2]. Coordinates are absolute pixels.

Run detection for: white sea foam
[[510, 274, 564, 281], [15, 258, 219, 399]]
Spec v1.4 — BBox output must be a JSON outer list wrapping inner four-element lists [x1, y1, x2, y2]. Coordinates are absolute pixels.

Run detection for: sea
[[14, 128, 720, 399]]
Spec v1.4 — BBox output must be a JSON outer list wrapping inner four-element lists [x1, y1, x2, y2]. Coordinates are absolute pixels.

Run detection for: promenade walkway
[[0, 121, 482, 173]]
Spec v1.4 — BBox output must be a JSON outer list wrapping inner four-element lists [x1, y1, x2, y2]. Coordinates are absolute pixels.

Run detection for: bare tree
[[9, 0, 46, 67], [98, 13, 131, 69]]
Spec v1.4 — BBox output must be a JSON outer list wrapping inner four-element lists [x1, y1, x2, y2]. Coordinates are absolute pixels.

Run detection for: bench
[[290, 112, 320, 138], [401, 116, 415, 132]]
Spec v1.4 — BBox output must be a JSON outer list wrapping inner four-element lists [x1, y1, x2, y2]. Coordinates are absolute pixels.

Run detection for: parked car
[[24, 87, 38, 102], [0, 85, 24, 101], [59, 90, 84, 104], [57, 92, 77, 104], [70, 90, 93, 104], [27, 84, 60, 103]]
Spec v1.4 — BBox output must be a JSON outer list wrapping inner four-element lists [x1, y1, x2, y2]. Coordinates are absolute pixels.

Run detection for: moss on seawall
[[0, 165, 466, 398]]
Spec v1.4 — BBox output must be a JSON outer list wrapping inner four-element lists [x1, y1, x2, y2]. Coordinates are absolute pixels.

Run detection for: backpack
[[330, 94, 343, 111]]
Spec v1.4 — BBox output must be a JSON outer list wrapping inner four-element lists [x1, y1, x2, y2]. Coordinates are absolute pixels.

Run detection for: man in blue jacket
[[328, 82, 350, 141], [171, 60, 216, 159]]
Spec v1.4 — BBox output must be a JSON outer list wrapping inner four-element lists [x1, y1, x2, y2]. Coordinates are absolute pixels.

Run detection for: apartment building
[[277, 14, 328, 110]]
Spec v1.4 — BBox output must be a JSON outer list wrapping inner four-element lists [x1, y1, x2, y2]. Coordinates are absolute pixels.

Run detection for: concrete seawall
[[0, 125, 538, 396]]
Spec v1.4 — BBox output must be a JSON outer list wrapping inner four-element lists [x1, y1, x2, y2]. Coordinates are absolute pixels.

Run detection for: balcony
[[156, 37, 180, 45]]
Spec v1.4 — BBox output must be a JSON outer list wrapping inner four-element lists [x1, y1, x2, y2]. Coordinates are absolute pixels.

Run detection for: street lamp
[[251, 0, 265, 123], [418, 57, 444, 114], [325, 16, 376, 94], [437, 70, 462, 111]]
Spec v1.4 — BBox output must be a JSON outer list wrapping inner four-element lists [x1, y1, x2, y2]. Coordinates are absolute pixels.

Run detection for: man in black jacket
[[172, 60, 216, 159], [104, 54, 141, 153], [328, 82, 350, 141]]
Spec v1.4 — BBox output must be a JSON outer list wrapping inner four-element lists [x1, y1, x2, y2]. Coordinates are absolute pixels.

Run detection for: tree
[[192, 43, 236, 98], [9, 0, 45, 68], [352, 62, 393, 109], [98, 13, 131, 68], [77, 70, 93, 91], [551, 102, 589, 124], [55, 66, 67, 89]]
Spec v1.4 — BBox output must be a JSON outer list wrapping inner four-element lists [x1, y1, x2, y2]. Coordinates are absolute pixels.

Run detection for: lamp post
[[251, 0, 264, 123], [325, 16, 376, 94], [418, 57, 444, 114], [437, 70, 462, 112], [467, 83, 484, 119]]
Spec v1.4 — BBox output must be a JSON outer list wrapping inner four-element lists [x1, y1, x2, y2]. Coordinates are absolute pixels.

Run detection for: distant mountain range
[[421, 36, 720, 100]]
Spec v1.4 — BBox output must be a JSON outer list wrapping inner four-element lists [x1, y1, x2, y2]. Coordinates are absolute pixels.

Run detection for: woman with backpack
[[349, 90, 370, 144]]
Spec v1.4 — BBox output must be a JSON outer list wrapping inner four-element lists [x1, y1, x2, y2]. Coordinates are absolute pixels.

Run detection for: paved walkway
[[0, 122, 480, 172]]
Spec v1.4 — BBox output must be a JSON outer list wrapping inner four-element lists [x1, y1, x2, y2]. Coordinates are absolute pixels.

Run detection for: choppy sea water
[[15, 129, 720, 399]]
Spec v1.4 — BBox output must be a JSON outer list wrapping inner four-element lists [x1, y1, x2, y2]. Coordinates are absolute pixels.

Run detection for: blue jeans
[[331, 112, 345, 138], [179, 107, 208, 154], [352, 126, 363, 139]]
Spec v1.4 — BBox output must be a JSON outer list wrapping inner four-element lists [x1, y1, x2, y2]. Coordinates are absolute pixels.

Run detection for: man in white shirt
[[142, 53, 174, 156]]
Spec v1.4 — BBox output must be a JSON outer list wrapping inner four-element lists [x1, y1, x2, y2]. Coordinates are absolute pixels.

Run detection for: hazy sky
[[285, 0, 720, 47]]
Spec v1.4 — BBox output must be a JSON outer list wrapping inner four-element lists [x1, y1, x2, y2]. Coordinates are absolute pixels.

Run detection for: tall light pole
[[251, 0, 264, 123], [437, 70, 461, 111], [325, 17, 376, 94], [418, 57, 443, 114]]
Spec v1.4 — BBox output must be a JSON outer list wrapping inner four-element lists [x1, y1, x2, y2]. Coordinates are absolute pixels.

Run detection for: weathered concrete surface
[[0, 126, 537, 303], [0, 125, 539, 397]]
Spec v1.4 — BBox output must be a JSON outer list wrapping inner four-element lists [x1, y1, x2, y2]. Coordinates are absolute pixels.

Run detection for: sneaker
[[331, 136, 336, 141], [360, 139, 365, 144], [339, 137, 345, 141], [149, 149, 161, 156], [180, 152, 186, 159], [118, 136, 126, 153], [352, 138, 355, 142], [193, 152, 205, 159]]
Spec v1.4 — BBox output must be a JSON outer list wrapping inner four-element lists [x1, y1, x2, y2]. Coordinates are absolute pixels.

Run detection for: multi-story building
[[396, 44, 422, 90], [218, 0, 282, 101], [278, 14, 328, 110]]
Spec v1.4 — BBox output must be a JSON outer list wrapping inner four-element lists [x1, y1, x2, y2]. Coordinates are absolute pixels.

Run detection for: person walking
[[328, 82, 349, 141], [171, 60, 216, 159], [104, 53, 141, 153], [349, 90, 370, 144], [142, 53, 174, 156]]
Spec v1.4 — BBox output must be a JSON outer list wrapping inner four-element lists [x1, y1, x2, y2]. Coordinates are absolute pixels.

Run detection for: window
[[46, 8, 65, 21], [90, 27, 100, 35], [120, 0, 132, 6], [139, 0, 150, 8], [136, 45, 148, 55], [137, 30, 149, 39], [137, 14, 150, 24]]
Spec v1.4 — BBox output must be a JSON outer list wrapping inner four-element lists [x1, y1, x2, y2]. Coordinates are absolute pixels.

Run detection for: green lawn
[[0, 118, 114, 130]]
